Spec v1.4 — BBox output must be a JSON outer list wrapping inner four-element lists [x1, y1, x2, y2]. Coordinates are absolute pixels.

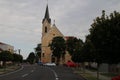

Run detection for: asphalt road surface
[[0, 64, 85, 80]]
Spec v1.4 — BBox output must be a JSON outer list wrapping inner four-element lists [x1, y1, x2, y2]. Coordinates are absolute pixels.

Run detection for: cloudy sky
[[0, 0, 120, 59]]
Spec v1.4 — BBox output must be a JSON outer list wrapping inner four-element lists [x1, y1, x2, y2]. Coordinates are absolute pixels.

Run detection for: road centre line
[[31, 70, 34, 73], [22, 73, 28, 77], [22, 69, 35, 78]]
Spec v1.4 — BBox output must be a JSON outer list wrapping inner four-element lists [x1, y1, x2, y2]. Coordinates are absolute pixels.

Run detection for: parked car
[[111, 75, 120, 80], [65, 61, 77, 67], [44, 63, 56, 66], [38, 61, 43, 66]]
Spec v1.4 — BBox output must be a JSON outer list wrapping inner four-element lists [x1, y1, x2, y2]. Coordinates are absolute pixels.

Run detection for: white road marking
[[31, 70, 34, 72], [56, 77, 59, 80], [22, 69, 35, 78], [46, 67, 59, 80], [22, 74, 28, 77]]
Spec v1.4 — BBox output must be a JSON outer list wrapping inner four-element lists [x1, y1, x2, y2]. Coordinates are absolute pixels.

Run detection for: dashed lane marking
[[22, 74, 28, 77], [31, 70, 34, 73]]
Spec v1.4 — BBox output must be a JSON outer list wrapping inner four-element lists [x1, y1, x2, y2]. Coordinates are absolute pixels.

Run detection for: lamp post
[[18, 49, 21, 55], [18, 49, 21, 66], [14, 50, 17, 53]]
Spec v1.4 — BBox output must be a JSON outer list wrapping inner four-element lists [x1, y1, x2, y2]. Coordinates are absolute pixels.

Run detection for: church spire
[[44, 5, 49, 19], [42, 4, 51, 24]]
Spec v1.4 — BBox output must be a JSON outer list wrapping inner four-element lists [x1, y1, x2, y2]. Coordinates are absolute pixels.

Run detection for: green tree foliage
[[89, 10, 120, 64], [35, 44, 41, 57], [80, 36, 95, 63], [13, 53, 23, 63], [34, 43, 41, 62], [66, 37, 83, 56], [27, 52, 36, 64], [49, 36, 66, 65], [66, 37, 77, 56], [66, 37, 83, 62], [0, 51, 13, 67]]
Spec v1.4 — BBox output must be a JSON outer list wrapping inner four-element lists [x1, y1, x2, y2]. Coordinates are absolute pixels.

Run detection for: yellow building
[[41, 5, 71, 63]]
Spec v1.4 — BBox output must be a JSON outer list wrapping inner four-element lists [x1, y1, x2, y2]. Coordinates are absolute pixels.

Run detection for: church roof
[[52, 24, 64, 36], [42, 24, 64, 40], [42, 4, 51, 23]]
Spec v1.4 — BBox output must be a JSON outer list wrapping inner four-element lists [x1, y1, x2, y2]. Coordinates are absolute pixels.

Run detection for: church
[[41, 4, 71, 63]]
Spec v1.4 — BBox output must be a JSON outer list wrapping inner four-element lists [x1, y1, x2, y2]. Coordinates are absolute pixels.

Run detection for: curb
[[72, 68, 87, 80], [73, 71, 88, 80]]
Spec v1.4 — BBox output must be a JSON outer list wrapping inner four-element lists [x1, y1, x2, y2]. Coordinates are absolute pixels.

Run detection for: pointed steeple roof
[[44, 5, 49, 19], [42, 4, 51, 24]]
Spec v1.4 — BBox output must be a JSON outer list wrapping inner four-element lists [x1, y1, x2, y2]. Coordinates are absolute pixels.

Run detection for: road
[[0, 64, 85, 80]]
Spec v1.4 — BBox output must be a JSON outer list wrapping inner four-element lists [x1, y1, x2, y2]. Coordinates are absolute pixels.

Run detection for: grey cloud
[[0, 0, 120, 59]]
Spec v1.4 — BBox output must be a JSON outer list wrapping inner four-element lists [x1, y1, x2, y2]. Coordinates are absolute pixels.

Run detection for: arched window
[[42, 53, 45, 57], [45, 27, 47, 33]]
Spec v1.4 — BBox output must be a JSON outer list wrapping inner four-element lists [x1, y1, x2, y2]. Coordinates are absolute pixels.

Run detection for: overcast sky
[[0, 0, 120, 59]]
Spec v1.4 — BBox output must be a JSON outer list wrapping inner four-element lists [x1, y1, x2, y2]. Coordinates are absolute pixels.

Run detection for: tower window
[[43, 53, 45, 57], [45, 27, 47, 33], [53, 34, 55, 36]]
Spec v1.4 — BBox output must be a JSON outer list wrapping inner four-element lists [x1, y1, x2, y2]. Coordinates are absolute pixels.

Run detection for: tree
[[13, 53, 23, 64], [27, 52, 36, 64], [68, 38, 86, 72], [66, 37, 83, 56], [89, 10, 120, 64], [80, 36, 95, 63], [88, 10, 120, 79], [66, 37, 83, 63], [78, 37, 95, 72], [49, 36, 66, 65], [0, 51, 13, 67], [34, 43, 41, 62]]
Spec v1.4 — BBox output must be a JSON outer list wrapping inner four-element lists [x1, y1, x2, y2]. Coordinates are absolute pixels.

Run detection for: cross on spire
[[53, 20, 56, 26]]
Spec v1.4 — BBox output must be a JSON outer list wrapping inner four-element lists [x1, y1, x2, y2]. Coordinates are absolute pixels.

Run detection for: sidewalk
[[73, 68, 111, 80], [0, 65, 21, 75], [85, 69, 111, 80]]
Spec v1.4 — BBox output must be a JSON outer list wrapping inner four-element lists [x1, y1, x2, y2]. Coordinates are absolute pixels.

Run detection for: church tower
[[41, 4, 52, 63], [42, 4, 51, 37], [41, 4, 70, 63]]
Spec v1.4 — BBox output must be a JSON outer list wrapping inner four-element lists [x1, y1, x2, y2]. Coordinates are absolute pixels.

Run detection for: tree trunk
[[97, 63, 100, 80], [82, 62, 86, 74], [3, 61, 6, 71], [56, 57, 60, 65], [88, 62, 92, 69], [62, 55, 65, 64]]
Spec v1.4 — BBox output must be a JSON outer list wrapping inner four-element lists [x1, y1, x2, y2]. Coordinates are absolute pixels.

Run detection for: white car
[[44, 63, 56, 66]]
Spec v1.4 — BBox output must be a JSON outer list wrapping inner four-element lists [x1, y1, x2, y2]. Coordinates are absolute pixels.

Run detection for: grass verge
[[100, 72, 118, 77], [73, 68, 101, 80], [0, 65, 21, 75]]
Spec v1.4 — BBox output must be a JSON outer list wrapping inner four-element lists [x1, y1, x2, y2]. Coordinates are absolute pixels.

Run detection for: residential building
[[0, 42, 14, 53]]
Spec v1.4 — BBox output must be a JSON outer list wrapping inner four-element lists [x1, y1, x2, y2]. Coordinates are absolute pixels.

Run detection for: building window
[[53, 34, 55, 36], [43, 53, 45, 57], [45, 27, 47, 33]]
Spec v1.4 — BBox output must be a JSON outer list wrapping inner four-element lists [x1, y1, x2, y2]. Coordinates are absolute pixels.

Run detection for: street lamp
[[18, 49, 21, 55]]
